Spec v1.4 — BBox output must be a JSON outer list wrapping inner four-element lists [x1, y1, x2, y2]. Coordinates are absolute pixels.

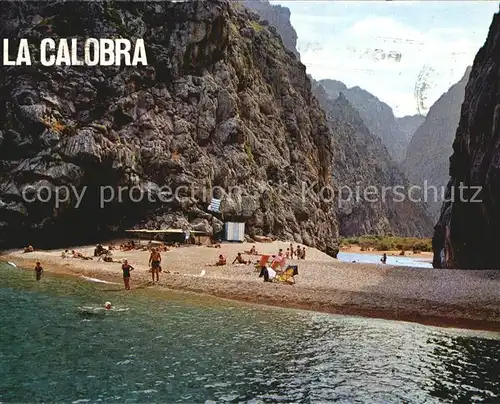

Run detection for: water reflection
[[428, 334, 500, 402], [1, 264, 499, 403], [257, 314, 500, 403]]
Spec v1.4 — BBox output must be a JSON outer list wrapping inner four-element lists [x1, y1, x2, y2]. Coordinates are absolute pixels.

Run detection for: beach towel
[[274, 265, 298, 284], [207, 198, 221, 213], [267, 267, 276, 280], [271, 255, 286, 269]]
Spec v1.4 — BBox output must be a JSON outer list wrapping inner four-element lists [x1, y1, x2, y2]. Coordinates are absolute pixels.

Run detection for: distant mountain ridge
[[403, 67, 471, 219], [243, 0, 434, 237], [313, 82, 434, 237], [319, 79, 423, 162]]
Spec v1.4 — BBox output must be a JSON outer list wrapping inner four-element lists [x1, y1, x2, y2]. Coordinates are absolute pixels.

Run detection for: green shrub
[[250, 21, 264, 32], [244, 141, 254, 162], [339, 235, 432, 252]]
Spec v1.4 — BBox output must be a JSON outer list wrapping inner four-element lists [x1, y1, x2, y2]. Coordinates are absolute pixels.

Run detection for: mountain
[[396, 115, 425, 146], [319, 80, 412, 162], [403, 68, 471, 219], [240, 0, 300, 60], [312, 83, 434, 237], [244, 2, 433, 237], [433, 12, 500, 269], [0, 0, 338, 255]]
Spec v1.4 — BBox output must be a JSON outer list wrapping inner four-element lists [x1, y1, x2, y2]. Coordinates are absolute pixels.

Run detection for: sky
[[272, 1, 499, 117]]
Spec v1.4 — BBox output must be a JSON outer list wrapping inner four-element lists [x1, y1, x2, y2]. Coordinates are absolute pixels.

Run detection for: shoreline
[[339, 245, 432, 260], [2, 241, 500, 333]]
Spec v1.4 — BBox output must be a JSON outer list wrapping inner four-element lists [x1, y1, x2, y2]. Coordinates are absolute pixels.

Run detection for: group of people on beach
[[119, 247, 164, 290], [286, 244, 306, 260], [29, 240, 308, 290]]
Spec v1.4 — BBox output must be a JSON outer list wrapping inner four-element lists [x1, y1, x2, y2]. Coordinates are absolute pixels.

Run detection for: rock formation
[[319, 79, 413, 162], [403, 68, 470, 220], [0, 0, 339, 255], [241, 2, 434, 237], [433, 13, 500, 269], [241, 0, 300, 60], [313, 83, 434, 237]]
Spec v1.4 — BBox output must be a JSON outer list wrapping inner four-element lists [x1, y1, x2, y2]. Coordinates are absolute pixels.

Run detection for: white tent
[[224, 222, 245, 242]]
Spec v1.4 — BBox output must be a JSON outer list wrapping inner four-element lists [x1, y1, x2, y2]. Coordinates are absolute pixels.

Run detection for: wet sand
[[3, 241, 500, 332]]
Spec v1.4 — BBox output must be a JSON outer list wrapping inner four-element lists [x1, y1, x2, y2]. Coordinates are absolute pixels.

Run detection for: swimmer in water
[[104, 301, 112, 310]]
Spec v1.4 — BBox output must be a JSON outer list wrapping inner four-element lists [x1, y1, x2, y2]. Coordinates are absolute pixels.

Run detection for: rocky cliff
[[0, 0, 338, 255], [433, 13, 500, 269], [319, 79, 414, 162], [403, 68, 470, 219], [313, 83, 434, 237], [396, 115, 425, 146], [241, 0, 300, 60], [239, 3, 433, 237]]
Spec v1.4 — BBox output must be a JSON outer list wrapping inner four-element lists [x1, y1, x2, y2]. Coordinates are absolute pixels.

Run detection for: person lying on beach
[[98, 252, 120, 263], [34, 262, 43, 281], [24, 245, 34, 253], [120, 241, 137, 251], [232, 253, 249, 265], [71, 250, 93, 260], [207, 244, 222, 248], [149, 248, 162, 282]]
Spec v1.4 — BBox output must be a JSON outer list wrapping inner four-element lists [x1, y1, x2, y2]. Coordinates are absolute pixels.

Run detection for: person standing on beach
[[121, 260, 134, 290], [289, 244, 294, 259], [149, 248, 161, 282], [34, 262, 43, 281]]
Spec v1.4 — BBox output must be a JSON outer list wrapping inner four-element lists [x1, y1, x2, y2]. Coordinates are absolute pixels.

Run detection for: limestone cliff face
[[313, 84, 434, 237], [319, 80, 412, 162], [403, 68, 470, 220], [0, 0, 339, 255], [244, 5, 433, 237], [241, 0, 300, 60], [433, 13, 500, 269]]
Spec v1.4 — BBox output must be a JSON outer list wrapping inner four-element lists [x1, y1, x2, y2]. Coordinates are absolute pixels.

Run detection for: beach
[[340, 245, 433, 260], [3, 241, 500, 331]]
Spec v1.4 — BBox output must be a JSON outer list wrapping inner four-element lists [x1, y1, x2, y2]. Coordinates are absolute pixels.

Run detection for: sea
[[337, 252, 433, 268], [1, 262, 499, 403]]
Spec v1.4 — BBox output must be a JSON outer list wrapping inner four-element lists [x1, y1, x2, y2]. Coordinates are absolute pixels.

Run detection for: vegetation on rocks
[[341, 236, 432, 253]]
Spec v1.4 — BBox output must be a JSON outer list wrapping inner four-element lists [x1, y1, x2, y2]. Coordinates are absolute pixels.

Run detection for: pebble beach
[[3, 240, 500, 332]]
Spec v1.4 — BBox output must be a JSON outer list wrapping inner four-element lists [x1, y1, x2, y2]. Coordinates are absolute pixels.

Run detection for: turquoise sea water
[[1, 262, 499, 403], [338, 252, 433, 268]]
